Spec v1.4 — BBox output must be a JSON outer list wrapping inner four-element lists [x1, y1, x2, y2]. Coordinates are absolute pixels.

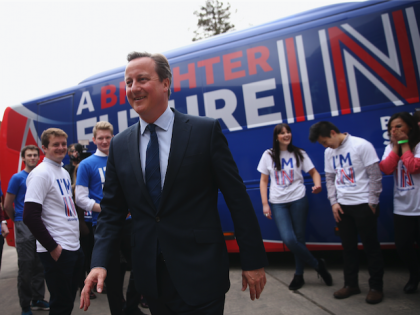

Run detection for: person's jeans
[[337, 203, 384, 290], [271, 196, 318, 275], [15, 221, 45, 310], [38, 248, 84, 315]]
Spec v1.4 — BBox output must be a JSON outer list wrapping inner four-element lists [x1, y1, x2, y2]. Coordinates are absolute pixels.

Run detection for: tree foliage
[[192, 0, 235, 42]]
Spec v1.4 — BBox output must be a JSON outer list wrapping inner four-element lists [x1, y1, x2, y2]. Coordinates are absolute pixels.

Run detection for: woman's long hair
[[270, 123, 304, 171], [387, 112, 420, 153], [71, 164, 79, 196]]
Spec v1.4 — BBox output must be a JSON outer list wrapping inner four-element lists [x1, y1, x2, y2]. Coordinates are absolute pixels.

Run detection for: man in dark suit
[[80, 52, 268, 314]]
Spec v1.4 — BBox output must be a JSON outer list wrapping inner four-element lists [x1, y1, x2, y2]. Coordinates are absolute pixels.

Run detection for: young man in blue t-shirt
[[75, 122, 112, 300], [4, 145, 49, 315]]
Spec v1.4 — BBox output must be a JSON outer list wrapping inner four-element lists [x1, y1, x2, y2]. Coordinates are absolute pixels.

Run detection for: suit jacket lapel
[[128, 122, 155, 211], [159, 110, 191, 213]]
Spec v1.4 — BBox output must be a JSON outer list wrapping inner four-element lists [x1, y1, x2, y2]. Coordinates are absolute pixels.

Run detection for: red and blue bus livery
[[1, 0, 419, 251]]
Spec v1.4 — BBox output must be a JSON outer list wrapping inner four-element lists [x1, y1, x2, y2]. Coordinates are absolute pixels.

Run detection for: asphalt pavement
[[1, 244, 419, 315]]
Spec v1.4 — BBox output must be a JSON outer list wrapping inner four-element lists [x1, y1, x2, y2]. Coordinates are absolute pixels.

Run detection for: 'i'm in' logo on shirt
[[398, 164, 415, 191], [98, 166, 106, 189], [275, 158, 294, 188], [56, 178, 78, 221], [333, 153, 357, 187]]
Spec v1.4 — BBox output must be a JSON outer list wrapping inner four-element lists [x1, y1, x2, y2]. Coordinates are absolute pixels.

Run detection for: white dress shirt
[[139, 106, 175, 188]]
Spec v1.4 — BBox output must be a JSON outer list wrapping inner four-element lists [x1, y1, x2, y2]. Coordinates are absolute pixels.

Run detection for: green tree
[[192, 0, 235, 42]]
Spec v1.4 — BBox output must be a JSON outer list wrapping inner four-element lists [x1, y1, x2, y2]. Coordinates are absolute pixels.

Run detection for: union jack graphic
[[63, 196, 77, 217], [275, 169, 294, 187], [336, 167, 356, 186], [398, 164, 415, 190]]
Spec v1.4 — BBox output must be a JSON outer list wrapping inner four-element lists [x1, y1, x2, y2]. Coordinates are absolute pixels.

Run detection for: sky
[[0, 0, 365, 119]]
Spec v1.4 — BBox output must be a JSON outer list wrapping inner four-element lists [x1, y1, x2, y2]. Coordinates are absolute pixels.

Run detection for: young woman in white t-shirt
[[257, 123, 333, 290], [379, 112, 420, 294]]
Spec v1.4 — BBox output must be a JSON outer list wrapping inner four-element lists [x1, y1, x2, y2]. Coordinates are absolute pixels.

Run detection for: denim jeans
[[271, 196, 318, 275], [15, 221, 45, 310]]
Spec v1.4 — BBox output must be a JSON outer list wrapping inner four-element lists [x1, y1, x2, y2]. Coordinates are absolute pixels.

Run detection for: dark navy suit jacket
[[91, 108, 267, 305]]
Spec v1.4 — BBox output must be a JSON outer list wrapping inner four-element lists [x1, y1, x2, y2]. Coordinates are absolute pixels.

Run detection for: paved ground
[[1, 244, 419, 314]]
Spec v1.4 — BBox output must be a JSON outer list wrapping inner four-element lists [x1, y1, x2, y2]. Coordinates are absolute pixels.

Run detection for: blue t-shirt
[[7, 170, 29, 221], [76, 155, 107, 226]]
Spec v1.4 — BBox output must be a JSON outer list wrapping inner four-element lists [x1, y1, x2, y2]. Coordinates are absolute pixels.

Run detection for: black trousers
[[337, 203, 384, 290], [394, 213, 420, 279], [79, 222, 94, 289], [145, 255, 225, 315], [0, 235, 3, 272], [39, 248, 84, 315], [106, 219, 141, 315]]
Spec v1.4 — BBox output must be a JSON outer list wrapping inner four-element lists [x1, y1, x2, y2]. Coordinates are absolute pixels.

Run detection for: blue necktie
[[145, 124, 161, 211]]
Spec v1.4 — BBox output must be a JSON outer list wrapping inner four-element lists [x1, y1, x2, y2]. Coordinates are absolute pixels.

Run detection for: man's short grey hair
[[127, 51, 172, 97]]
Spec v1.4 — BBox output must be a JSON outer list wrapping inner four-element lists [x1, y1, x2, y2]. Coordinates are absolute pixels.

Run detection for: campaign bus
[[1, 0, 419, 251]]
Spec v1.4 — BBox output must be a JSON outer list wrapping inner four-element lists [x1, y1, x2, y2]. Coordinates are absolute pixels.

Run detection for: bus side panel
[[2, 0, 420, 250]]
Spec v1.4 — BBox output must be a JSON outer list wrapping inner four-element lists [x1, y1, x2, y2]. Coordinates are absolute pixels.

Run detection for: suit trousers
[[145, 255, 225, 315], [337, 203, 384, 290], [39, 248, 84, 315], [105, 219, 142, 315]]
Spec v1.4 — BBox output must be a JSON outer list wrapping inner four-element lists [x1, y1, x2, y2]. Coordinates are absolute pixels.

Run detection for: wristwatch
[[369, 203, 378, 209]]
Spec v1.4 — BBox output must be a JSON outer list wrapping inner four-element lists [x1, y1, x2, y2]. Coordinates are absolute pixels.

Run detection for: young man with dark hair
[[4, 145, 49, 315], [309, 121, 385, 304], [23, 128, 83, 315]]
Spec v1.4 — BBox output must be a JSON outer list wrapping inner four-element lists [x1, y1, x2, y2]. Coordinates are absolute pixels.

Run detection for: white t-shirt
[[257, 149, 315, 203], [25, 158, 80, 252], [324, 134, 379, 205], [382, 143, 420, 215]]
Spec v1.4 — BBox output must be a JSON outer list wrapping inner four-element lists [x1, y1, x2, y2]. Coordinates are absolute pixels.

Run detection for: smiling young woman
[[257, 123, 332, 291]]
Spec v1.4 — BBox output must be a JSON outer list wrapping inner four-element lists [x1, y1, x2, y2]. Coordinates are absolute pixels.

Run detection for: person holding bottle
[[380, 112, 420, 294]]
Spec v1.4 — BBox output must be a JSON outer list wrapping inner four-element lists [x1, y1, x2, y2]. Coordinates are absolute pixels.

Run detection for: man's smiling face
[[124, 57, 169, 123]]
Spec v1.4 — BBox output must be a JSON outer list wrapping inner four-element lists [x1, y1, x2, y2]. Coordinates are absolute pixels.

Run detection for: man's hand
[[50, 244, 62, 261], [80, 268, 107, 311], [332, 203, 344, 223], [241, 267, 266, 300], [1, 223, 9, 237], [369, 204, 377, 214]]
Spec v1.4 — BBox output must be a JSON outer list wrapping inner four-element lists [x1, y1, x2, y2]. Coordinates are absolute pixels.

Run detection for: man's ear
[[163, 78, 170, 92], [330, 130, 337, 137]]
